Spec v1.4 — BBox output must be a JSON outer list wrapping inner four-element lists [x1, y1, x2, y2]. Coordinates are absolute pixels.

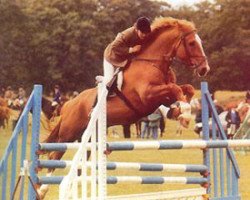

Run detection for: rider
[[52, 85, 61, 107], [103, 17, 151, 93]]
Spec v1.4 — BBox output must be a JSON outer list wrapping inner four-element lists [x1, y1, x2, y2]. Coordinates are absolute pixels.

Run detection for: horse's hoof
[[201, 182, 210, 189], [36, 167, 43, 172], [104, 149, 112, 155], [200, 170, 210, 177], [37, 185, 49, 200]]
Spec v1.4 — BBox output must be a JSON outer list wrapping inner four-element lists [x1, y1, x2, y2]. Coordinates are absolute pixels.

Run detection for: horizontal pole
[[39, 143, 91, 151], [107, 188, 207, 199], [107, 176, 208, 184], [107, 162, 208, 173], [38, 176, 208, 185], [39, 140, 250, 151], [107, 140, 250, 151], [38, 160, 207, 173]]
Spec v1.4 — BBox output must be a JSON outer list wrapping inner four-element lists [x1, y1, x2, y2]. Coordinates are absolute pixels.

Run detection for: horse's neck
[[138, 29, 180, 60]]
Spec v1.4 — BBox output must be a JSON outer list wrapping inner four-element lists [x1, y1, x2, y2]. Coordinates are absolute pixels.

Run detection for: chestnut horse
[[38, 17, 210, 198], [41, 16, 209, 158]]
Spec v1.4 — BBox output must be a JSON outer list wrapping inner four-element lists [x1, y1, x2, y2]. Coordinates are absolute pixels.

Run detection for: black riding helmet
[[135, 17, 151, 33]]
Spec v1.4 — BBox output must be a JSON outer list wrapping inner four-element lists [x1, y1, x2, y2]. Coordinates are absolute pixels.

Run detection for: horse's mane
[[151, 17, 196, 33], [139, 17, 196, 52]]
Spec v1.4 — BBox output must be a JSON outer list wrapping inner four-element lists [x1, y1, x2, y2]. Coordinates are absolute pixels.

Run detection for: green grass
[[1, 90, 250, 199]]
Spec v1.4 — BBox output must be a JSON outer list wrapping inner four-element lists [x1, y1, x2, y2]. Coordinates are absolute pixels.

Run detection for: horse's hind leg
[[37, 120, 61, 156], [37, 150, 65, 199]]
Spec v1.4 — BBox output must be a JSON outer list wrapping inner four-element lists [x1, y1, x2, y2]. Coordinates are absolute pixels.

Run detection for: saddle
[[94, 66, 143, 118], [95, 69, 120, 97]]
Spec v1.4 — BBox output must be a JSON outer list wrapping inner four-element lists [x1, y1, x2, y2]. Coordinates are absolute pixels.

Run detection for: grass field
[[0, 90, 250, 199]]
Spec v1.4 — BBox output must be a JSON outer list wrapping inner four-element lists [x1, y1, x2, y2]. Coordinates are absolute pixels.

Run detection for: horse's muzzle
[[197, 67, 210, 77]]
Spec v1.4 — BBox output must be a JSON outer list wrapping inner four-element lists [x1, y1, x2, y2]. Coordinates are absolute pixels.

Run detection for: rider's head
[[135, 17, 151, 39]]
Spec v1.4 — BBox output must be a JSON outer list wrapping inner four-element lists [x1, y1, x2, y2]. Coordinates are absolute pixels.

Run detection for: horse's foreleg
[[145, 83, 186, 106], [179, 84, 195, 102]]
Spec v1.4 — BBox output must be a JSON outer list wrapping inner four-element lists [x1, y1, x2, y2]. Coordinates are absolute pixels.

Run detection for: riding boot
[[106, 76, 118, 97]]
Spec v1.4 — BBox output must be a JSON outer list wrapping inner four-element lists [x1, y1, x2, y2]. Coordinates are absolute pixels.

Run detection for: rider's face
[[137, 30, 148, 40]]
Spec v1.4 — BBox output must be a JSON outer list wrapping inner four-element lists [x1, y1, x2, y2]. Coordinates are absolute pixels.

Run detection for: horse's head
[[174, 30, 210, 77], [147, 17, 210, 77]]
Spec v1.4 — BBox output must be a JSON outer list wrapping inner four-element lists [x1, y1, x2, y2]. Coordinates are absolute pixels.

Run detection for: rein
[[132, 30, 207, 70]]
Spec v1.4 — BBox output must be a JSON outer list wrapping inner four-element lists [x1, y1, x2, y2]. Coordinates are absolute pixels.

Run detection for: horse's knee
[[180, 84, 195, 100], [169, 84, 185, 101]]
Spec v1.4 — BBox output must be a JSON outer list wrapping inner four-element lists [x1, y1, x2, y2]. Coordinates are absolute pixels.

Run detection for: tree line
[[0, 0, 249, 94]]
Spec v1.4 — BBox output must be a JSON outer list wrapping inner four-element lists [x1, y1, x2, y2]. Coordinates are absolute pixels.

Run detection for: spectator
[[148, 109, 162, 139], [140, 117, 150, 139], [4, 86, 14, 107], [226, 108, 241, 139], [234, 107, 250, 140], [237, 90, 250, 110], [52, 85, 61, 107], [18, 87, 27, 108], [246, 90, 250, 103], [0, 86, 5, 98]]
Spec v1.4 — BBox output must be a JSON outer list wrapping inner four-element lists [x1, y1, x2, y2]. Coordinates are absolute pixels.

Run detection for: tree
[[0, 0, 248, 92]]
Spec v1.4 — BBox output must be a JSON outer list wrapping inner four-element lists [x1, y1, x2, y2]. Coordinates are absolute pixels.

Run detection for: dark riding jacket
[[104, 26, 144, 68]]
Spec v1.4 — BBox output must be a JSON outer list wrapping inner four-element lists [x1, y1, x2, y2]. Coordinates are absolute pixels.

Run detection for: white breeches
[[103, 59, 123, 90]]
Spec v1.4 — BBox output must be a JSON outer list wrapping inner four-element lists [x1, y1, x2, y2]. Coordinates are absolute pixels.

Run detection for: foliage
[[0, 0, 248, 93]]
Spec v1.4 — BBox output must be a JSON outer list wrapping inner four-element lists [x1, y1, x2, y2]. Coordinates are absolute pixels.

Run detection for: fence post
[[29, 85, 42, 200], [201, 82, 211, 194], [98, 82, 107, 199]]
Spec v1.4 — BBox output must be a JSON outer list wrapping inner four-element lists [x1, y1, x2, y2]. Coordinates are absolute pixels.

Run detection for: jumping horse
[[37, 17, 210, 198]]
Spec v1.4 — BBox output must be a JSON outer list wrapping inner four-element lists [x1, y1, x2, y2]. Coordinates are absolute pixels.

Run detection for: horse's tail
[[37, 119, 61, 156], [44, 119, 61, 143]]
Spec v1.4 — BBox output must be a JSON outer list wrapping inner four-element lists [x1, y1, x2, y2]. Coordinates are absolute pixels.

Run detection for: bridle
[[173, 30, 207, 69], [133, 30, 207, 70]]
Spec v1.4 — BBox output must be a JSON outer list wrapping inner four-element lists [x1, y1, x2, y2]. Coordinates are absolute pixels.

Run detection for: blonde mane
[[151, 17, 196, 33], [139, 17, 197, 53]]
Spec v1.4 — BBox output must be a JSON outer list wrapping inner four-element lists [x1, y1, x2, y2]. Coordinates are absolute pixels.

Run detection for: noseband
[[133, 30, 207, 70]]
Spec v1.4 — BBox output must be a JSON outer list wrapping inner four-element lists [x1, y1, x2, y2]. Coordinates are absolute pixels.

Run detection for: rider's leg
[[104, 58, 123, 91], [117, 71, 123, 91], [103, 59, 114, 84]]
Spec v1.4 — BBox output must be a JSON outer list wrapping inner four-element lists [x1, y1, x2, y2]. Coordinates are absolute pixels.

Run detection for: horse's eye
[[189, 41, 196, 47]]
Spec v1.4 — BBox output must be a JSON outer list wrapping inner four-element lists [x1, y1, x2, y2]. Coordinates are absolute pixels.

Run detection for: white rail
[[59, 82, 108, 200], [107, 188, 207, 200]]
